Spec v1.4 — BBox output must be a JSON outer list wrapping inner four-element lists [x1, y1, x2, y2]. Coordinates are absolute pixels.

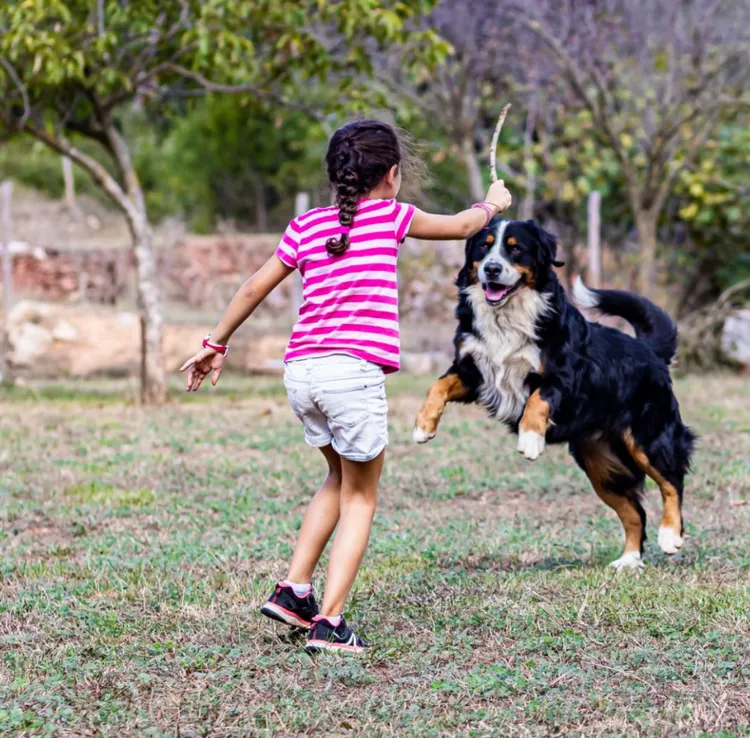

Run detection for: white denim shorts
[[283, 354, 388, 462]]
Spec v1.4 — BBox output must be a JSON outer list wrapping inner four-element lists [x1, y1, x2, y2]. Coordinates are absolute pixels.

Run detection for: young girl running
[[181, 120, 512, 653]]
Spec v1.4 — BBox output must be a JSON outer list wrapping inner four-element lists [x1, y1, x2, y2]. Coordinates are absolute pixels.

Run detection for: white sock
[[282, 580, 311, 597], [320, 614, 342, 626]]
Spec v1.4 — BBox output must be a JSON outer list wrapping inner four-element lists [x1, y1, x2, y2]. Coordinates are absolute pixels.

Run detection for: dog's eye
[[510, 246, 521, 256]]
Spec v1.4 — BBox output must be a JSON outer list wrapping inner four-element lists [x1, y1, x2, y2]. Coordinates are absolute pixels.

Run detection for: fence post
[[587, 191, 602, 288], [291, 192, 309, 319], [62, 156, 80, 215], [0, 180, 15, 384]]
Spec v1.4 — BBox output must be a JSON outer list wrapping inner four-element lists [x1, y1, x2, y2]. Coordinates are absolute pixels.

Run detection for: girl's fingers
[[211, 364, 224, 386], [180, 357, 196, 373]]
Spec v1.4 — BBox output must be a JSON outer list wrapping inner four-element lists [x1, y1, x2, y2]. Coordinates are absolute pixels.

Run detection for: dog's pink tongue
[[485, 285, 507, 301]]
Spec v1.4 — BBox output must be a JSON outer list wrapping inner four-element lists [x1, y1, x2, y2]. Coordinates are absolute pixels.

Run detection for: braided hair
[[325, 121, 402, 256]]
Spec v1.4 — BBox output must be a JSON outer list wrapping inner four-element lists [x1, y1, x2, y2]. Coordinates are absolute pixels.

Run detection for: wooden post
[[291, 192, 309, 319], [1, 181, 13, 310], [0, 181, 15, 384], [62, 156, 79, 215], [587, 191, 602, 288]]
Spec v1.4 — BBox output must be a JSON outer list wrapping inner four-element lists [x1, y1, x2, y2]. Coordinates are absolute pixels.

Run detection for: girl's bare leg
[[285, 445, 342, 584], [320, 449, 385, 617]]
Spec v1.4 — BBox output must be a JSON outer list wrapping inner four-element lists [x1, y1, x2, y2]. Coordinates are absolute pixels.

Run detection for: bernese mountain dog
[[413, 216, 695, 570]]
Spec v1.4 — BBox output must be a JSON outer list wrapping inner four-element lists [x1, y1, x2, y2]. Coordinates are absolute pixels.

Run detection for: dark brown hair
[[324, 120, 402, 256]]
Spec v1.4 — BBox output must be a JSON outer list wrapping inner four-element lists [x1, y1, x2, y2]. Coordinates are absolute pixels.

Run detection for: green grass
[[1, 374, 749, 737]]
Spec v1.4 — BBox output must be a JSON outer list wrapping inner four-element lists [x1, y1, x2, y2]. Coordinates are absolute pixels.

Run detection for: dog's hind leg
[[622, 428, 692, 555], [573, 434, 647, 571], [413, 370, 470, 443]]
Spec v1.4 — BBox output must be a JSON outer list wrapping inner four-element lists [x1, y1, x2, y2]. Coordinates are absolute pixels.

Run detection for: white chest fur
[[459, 285, 549, 423]]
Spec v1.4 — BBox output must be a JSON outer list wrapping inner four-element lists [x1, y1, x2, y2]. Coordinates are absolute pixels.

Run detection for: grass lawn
[[1, 374, 749, 737]]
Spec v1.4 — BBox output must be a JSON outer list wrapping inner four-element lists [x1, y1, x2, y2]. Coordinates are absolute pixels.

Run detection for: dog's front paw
[[413, 423, 436, 444], [658, 526, 684, 555], [609, 551, 644, 572], [517, 430, 545, 460]]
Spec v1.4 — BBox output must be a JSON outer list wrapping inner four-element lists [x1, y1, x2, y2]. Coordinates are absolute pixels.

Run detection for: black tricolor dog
[[414, 216, 695, 570]]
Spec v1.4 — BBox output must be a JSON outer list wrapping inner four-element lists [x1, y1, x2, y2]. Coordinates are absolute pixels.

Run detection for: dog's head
[[458, 217, 563, 307]]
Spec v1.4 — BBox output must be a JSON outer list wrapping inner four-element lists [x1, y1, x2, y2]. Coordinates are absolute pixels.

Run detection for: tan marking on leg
[[519, 390, 550, 436], [579, 435, 644, 566], [413, 374, 468, 442], [623, 429, 682, 548], [517, 390, 550, 460]]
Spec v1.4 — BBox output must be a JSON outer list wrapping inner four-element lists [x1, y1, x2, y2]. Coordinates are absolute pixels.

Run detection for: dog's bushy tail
[[572, 277, 677, 364]]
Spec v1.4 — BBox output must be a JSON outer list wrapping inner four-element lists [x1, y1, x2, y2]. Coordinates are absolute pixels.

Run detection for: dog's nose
[[484, 262, 503, 280]]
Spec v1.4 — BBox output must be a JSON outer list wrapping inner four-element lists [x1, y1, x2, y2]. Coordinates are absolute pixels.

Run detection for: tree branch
[[516, 15, 640, 200], [165, 64, 323, 120], [24, 122, 135, 221], [0, 55, 30, 127]]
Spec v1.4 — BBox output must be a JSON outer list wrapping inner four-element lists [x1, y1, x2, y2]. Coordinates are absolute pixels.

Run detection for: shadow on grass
[[435, 553, 589, 574]]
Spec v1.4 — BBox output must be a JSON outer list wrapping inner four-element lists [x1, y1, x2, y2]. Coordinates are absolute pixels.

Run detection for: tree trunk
[[460, 136, 485, 202], [127, 211, 166, 405], [25, 121, 167, 404], [634, 209, 659, 300], [105, 124, 167, 405]]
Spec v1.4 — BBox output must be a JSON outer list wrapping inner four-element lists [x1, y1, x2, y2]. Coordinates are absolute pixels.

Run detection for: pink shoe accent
[[306, 639, 364, 653]]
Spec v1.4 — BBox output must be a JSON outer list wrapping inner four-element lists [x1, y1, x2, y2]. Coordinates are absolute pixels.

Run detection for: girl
[[180, 120, 512, 654]]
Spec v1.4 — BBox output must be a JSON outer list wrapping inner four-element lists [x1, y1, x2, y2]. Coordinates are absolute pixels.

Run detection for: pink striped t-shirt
[[275, 198, 416, 372]]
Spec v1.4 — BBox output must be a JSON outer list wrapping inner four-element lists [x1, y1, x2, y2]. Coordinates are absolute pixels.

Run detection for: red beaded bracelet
[[471, 202, 496, 228], [202, 334, 229, 357]]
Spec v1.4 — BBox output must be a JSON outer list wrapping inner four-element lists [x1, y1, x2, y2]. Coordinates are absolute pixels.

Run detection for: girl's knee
[[326, 468, 343, 489]]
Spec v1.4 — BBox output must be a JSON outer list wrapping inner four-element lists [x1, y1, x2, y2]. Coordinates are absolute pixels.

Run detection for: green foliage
[[674, 115, 750, 290], [0, 0, 447, 220], [149, 98, 328, 231]]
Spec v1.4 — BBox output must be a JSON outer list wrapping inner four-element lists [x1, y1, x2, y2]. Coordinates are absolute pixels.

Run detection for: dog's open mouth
[[483, 281, 520, 305]]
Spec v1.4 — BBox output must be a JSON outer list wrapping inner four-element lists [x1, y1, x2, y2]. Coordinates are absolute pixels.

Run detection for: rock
[[116, 312, 137, 327], [723, 309, 750, 365], [9, 322, 53, 366], [52, 320, 78, 342], [7, 300, 52, 327]]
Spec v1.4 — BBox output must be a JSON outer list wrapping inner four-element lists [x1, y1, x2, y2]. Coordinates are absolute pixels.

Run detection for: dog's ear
[[533, 223, 563, 269], [455, 231, 479, 287]]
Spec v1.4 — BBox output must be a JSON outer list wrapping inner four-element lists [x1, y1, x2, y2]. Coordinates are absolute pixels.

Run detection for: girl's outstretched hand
[[180, 347, 225, 392]]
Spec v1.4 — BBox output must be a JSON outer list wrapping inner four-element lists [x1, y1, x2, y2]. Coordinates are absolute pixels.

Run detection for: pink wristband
[[471, 202, 494, 228], [202, 335, 229, 357]]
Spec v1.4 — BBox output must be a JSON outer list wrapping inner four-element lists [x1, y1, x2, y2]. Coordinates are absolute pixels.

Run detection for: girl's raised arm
[[180, 255, 293, 391], [407, 180, 512, 241]]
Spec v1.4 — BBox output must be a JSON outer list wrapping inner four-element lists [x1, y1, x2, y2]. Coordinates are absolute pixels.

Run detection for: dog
[[413, 216, 695, 570]]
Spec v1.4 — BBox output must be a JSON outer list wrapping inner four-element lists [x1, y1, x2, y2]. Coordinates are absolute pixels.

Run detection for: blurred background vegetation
[[3, 2, 748, 308], [0, 0, 749, 400]]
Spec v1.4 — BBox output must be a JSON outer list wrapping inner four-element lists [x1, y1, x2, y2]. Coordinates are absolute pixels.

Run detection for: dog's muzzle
[[480, 261, 521, 305]]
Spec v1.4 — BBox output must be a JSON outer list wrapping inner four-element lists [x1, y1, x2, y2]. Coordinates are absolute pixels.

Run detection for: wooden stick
[[489, 103, 512, 183]]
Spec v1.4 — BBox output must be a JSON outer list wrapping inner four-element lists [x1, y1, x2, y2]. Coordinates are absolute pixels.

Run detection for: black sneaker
[[305, 616, 368, 654], [260, 582, 319, 629]]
